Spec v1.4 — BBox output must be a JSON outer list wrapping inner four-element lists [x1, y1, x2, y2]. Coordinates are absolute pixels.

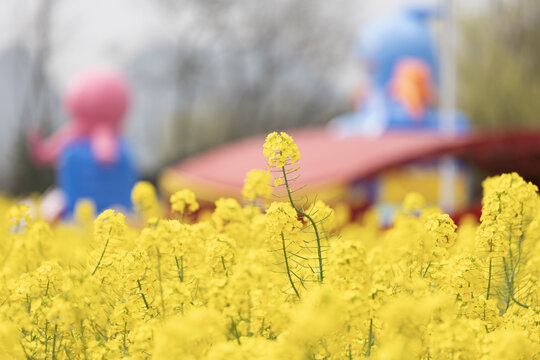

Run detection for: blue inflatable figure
[[331, 6, 469, 135], [58, 140, 136, 215], [30, 69, 137, 218]]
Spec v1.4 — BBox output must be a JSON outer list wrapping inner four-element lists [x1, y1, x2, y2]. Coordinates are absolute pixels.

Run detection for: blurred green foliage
[[459, 0, 540, 130]]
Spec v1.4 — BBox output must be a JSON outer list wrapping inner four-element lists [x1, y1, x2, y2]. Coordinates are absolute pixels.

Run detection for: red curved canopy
[[159, 127, 540, 203]]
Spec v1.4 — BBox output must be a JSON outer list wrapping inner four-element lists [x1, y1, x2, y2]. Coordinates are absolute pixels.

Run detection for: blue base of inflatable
[[58, 140, 137, 216]]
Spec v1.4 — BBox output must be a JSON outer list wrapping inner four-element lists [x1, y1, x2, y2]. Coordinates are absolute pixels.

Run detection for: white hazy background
[[0, 0, 487, 193]]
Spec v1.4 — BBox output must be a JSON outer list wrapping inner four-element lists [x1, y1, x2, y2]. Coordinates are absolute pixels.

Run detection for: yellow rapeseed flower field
[[1, 132, 539, 359]]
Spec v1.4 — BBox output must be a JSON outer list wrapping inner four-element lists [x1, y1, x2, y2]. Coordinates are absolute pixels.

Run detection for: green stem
[[80, 321, 88, 360], [281, 166, 324, 283], [221, 256, 228, 276], [512, 294, 530, 309], [175, 255, 184, 282], [502, 257, 512, 310], [64, 345, 73, 360], [51, 324, 57, 360], [365, 318, 374, 357], [156, 248, 166, 318], [502, 257, 530, 310], [19, 341, 29, 359], [230, 318, 242, 345], [507, 204, 530, 309], [122, 321, 127, 357], [259, 318, 265, 337], [26, 294, 31, 315], [91, 233, 111, 275], [486, 257, 492, 300], [137, 279, 150, 309], [281, 232, 300, 298], [422, 262, 431, 278], [486, 243, 493, 300]]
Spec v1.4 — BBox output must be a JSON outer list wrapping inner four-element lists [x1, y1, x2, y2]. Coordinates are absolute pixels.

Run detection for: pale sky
[[0, 0, 488, 90]]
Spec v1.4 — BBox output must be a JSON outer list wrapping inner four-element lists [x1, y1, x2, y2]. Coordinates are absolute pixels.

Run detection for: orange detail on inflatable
[[388, 58, 435, 120]]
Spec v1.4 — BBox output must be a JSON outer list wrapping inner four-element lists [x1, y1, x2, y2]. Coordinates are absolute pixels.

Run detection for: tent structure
[[159, 127, 540, 214]]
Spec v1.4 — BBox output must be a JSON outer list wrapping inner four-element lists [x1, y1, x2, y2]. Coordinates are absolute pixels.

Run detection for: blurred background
[[0, 0, 537, 196]]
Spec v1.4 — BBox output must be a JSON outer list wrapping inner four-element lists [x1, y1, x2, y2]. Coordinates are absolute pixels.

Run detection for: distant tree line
[[458, 0, 540, 129]]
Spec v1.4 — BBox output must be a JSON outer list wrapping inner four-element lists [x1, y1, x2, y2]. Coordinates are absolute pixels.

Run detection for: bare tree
[[10, 0, 59, 195], [147, 0, 354, 171]]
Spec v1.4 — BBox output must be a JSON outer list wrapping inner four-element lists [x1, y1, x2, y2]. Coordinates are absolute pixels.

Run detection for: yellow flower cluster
[[0, 134, 539, 359], [262, 132, 300, 168], [402, 191, 426, 215], [265, 201, 302, 237], [131, 181, 160, 219], [170, 188, 200, 215], [74, 198, 96, 228], [7, 203, 31, 233], [242, 169, 273, 201]]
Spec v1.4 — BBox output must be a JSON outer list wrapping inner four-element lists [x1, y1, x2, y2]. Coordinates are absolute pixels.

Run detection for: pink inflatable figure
[[29, 69, 137, 217], [30, 69, 130, 165]]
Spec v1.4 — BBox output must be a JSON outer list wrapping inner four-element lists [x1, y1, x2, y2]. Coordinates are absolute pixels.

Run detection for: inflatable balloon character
[[328, 6, 472, 224], [29, 69, 137, 218], [331, 6, 469, 135]]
